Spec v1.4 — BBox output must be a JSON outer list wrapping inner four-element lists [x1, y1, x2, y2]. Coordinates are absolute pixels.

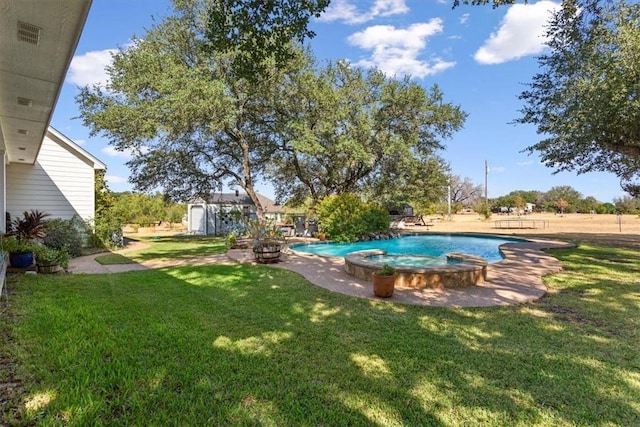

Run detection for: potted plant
[[5, 210, 50, 268], [252, 238, 282, 263], [34, 246, 69, 273], [372, 264, 397, 298], [248, 220, 282, 263], [3, 235, 36, 268]]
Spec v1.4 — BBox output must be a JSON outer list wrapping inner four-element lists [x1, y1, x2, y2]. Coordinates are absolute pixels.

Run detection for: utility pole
[[484, 160, 489, 212], [447, 180, 451, 221]]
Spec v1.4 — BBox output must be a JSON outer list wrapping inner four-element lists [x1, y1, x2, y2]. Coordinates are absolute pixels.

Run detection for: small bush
[[318, 194, 390, 242], [475, 203, 491, 220], [376, 264, 396, 276], [43, 216, 87, 256], [89, 216, 124, 249], [34, 245, 69, 268]]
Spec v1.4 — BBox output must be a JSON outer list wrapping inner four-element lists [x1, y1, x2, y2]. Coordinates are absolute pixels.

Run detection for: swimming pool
[[290, 234, 523, 265]]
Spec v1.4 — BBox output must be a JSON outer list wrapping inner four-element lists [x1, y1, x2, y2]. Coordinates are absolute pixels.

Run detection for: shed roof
[[205, 192, 284, 213]]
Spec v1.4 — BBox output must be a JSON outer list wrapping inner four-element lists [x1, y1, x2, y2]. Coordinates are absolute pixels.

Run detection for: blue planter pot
[[9, 251, 34, 268]]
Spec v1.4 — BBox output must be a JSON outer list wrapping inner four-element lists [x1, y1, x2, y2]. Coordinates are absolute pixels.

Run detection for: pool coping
[[227, 235, 576, 307]]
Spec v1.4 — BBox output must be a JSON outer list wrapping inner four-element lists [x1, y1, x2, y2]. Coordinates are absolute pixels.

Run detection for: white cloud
[[460, 13, 470, 25], [347, 20, 455, 78], [319, 0, 409, 24], [102, 145, 149, 158], [74, 139, 86, 146], [106, 175, 127, 184], [101, 146, 133, 159], [474, 1, 561, 65], [489, 166, 506, 173], [68, 49, 117, 87]]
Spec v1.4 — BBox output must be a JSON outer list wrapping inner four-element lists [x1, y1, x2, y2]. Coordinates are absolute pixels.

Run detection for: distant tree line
[[488, 186, 640, 214], [95, 170, 185, 234]]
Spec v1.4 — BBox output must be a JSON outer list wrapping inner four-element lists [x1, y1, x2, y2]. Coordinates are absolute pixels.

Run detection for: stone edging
[[344, 249, 487, 289]]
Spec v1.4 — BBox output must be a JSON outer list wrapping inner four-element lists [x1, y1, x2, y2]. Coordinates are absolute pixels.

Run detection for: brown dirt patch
[[407, 213, 640, 249]]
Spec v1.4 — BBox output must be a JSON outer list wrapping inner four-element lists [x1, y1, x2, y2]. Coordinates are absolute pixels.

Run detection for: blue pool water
[[290, 234, 524, 264]]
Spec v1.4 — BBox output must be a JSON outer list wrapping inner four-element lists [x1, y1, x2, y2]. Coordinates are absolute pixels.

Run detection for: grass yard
[[1, 239, 639, 425], [94, 235, 228, 265]]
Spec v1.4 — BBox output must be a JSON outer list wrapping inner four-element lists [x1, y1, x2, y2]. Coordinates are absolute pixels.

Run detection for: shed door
[[189, 205, 206, 235]]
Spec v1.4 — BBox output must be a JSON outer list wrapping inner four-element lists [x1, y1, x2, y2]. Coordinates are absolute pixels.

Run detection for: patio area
[[226, 237, 574, 307], [68, 234, 576, 308]]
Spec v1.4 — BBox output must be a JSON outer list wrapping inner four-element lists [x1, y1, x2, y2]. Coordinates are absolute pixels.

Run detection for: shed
[[187, 192, 285, 235]]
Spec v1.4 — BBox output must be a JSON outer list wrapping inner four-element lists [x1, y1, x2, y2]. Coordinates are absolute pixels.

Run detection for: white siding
[[0, 152, 6, 233], [6, 134, 96, 221]]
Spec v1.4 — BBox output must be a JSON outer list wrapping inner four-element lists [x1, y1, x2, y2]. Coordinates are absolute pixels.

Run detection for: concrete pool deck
[[68, 237, 574, 308]]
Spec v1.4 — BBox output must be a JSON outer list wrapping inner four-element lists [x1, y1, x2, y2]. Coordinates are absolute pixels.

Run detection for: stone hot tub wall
[[344, 250, 488, 290]]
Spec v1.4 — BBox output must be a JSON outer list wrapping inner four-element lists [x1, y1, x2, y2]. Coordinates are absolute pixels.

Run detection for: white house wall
[[6, 134, 95, 222], [0, 152, 6, 233]]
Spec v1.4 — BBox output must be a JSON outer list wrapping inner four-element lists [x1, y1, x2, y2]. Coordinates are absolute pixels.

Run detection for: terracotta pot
[[372, 273, 396, 298]]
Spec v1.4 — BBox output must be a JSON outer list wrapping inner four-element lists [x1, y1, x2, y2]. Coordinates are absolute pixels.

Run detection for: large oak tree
[[77, 0, 301, 218], [267, 60, 466, 207], [77, 0, 466, 217], [516, 0, 640, 195]]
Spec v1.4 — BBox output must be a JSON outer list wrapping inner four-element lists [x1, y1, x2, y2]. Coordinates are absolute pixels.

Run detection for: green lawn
[[1, 240, 639, 425], [94, 235, 228, 265]]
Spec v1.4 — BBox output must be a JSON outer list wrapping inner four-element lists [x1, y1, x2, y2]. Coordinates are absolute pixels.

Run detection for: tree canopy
[[516, 0, 640, 195], [448, 175, 484, 207], [205, 0, 329, 80], [76, 0, 465, 219], [76, 0, 299, 218], [267, 60, 466, 207]]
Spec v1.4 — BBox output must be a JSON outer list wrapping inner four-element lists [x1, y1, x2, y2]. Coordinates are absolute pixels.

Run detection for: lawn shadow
[[4, 243, 640, 425]]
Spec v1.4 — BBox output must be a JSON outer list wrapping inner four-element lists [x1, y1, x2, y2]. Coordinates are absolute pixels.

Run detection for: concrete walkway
[[68, 238, 574, 308]]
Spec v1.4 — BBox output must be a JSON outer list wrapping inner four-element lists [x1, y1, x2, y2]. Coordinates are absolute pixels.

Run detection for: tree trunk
[[246, 185, 265, 221]]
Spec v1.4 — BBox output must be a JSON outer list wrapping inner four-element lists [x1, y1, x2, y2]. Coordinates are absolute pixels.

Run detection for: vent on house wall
[[17, 21, 41, 45], [17, 129, 29, 135], [17, 97, 33, 107]]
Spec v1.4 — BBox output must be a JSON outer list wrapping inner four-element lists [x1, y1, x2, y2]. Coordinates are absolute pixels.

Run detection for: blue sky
[[51, 0, 625, 203]]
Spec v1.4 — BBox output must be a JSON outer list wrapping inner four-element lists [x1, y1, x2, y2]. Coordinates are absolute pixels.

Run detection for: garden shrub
[[89, 215, 125, 249], [318, 194, 390, 242], [43, 216, 88, 256]]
